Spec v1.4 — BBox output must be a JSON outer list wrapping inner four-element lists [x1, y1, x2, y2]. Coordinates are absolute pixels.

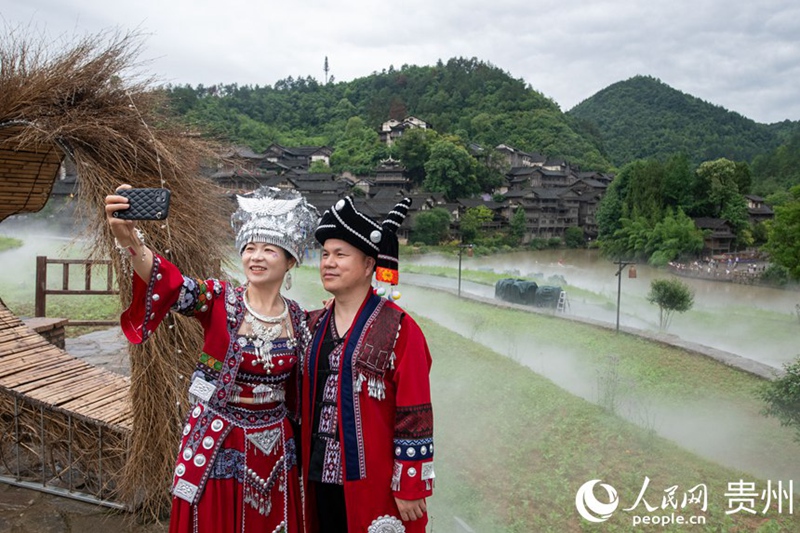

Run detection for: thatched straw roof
[[0, 29, 234, 518], [0, 123, 64, 221]]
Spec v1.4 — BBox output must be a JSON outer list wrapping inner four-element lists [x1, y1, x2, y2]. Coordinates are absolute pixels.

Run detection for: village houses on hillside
[[49, 136, 615, 244], [50, 115, 773, 249], [200, 135, 617, 244]]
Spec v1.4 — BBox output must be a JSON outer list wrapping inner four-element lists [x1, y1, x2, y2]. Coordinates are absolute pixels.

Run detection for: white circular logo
[[575, 479, 619, 523]]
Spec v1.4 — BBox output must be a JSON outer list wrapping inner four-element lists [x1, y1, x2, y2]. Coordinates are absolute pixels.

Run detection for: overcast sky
[[4, 0, 799, 124]]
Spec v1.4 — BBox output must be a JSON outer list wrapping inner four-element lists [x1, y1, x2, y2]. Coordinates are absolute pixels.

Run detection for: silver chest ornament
[[368, 515, 406, 533]]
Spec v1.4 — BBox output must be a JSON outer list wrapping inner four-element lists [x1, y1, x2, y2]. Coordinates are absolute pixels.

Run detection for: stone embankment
[[406, 279, 783, 380]]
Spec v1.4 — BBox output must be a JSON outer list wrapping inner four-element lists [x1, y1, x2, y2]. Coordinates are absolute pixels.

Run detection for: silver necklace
[[243, 289, 288, 323], [242, 290, 288, 371]]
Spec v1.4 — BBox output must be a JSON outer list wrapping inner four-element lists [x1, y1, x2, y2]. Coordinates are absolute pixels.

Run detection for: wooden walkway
[[0, 303, 131, 430], [0, 302, 131, 506]]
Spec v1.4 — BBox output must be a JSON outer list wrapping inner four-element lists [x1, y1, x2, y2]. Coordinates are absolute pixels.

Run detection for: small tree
[[564, 227, 585, 248], [412, 208, 451, 245], [646, 278, 694, 331], [395, 128, 438, 187], [509, 207, 527, 246], [423, 138, 480, 200], [460, 205, 493, 243], [759, 357, 800, 442]]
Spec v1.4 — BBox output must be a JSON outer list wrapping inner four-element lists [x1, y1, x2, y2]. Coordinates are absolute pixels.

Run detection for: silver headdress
[[231, 187, 320, 264]]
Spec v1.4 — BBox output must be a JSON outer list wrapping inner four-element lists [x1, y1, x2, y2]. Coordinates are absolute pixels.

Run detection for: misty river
[[404, 248, 800, 370]]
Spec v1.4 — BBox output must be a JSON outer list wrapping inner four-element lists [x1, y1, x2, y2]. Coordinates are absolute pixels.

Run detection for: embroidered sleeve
[[120, 253, 221, 344], [171, 277, 222, 318], [390, 314, 435, 500]]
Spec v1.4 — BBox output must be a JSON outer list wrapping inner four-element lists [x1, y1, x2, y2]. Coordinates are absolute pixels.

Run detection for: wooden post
[[62, 261, 69, 290], [106, 262, 114, 292], [614, 260, 636, 333], [35, 256, 47, 317]]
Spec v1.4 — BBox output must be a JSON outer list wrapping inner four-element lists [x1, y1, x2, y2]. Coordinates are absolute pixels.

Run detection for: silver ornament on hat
[[231, 187, 320, 263]]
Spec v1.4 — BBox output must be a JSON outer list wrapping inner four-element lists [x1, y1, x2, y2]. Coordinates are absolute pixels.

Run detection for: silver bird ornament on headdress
[[231, 187, 320, 263]]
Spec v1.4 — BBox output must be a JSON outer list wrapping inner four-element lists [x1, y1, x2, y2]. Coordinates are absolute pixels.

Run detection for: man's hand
[[395, 497, 427, 522]]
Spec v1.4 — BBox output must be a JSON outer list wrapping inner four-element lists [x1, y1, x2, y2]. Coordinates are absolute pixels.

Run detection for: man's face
[[319, 238, 375, 296]]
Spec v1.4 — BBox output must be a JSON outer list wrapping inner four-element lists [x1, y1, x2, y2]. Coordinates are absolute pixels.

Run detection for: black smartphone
[[113, 188, 171, 220]]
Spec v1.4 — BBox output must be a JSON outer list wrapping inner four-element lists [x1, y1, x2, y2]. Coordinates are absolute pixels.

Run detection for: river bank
[[403, 249, 800, 370], [404, 274, 782, 380]]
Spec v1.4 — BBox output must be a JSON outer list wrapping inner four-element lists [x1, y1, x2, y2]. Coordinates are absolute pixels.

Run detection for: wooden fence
[[35, 256, 119, 327]]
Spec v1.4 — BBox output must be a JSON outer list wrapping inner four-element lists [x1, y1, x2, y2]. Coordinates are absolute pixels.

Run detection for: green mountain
[[164, 57, 612, 171], [567, 75, 797, 167]]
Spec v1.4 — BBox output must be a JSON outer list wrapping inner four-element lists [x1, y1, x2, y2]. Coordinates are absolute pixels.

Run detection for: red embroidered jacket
[[301, 291, 434, 533], [119, 254, 308, 504]]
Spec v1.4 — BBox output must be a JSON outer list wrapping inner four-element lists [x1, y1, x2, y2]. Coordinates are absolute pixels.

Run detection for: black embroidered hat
[[315, 196, 412, 290], [375, 197, 412, 286], [315, 196, 381, 258]]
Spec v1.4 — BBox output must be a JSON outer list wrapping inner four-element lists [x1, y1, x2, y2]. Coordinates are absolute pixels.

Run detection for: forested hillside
[[751, 131, 800, 196], [163, 57, 612, 171], [567, 75, 798, 167]]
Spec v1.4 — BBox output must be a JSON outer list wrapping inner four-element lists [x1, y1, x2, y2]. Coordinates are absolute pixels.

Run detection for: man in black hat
[[301, 196, 434, 533]]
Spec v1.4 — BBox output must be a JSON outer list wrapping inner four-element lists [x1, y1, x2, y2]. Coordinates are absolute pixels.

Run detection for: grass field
[[0, 235, 23, 252]]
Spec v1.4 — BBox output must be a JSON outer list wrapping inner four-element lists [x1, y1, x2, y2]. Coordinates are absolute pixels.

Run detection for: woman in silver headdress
[[105, 185, 318, 533]]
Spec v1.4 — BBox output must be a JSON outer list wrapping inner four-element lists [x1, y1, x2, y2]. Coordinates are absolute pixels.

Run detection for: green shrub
[[759, 357, 800, 443]]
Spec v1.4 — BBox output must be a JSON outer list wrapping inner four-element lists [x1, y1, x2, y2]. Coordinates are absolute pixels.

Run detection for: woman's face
[[241, 242, 294, 288]]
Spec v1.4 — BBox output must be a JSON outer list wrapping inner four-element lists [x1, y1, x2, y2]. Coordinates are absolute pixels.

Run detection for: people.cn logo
[[575, 479, 620, 523]]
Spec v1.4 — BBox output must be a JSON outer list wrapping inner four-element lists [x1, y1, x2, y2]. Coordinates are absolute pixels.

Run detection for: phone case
[[113, 188, 171, 220]]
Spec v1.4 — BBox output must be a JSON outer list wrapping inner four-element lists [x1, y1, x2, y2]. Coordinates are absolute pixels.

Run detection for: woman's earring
[[284, 270, 292, 291]]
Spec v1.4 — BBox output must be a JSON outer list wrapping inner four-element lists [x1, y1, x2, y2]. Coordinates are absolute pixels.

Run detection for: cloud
[[2, 0, 799, 123]]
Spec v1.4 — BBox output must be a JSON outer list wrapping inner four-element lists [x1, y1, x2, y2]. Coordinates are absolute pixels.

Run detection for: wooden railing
[[34, 257, 119, 327]]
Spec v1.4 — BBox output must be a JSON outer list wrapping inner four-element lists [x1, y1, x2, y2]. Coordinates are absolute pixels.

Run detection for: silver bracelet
[[115, 228, 147, 274]]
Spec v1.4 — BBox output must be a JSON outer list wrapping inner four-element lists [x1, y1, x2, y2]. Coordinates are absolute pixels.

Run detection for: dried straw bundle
[[0, 30, 234, 517]]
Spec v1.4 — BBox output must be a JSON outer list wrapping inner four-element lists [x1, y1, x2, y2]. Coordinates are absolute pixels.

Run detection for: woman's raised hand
[[105, 184, 154, 280], [105, 184, 137, 246]]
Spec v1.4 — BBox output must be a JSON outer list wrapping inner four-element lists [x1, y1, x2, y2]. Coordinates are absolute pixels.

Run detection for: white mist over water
[[406, 249, 800, 369], [0, 218, 91, 309]]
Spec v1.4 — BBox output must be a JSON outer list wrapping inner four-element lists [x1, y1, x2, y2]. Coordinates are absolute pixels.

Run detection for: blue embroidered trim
[[172, 277, 199, 316], [393, 438, 434, 461], [140, 256, 162, 341], [209, 448, 245, 481], [340, 292, 382, 481]]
